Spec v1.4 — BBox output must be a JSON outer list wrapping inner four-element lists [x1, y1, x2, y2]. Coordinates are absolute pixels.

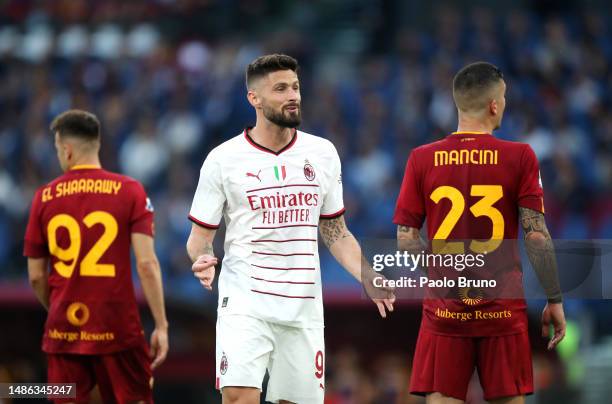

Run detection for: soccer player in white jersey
[[186, 54, 395, 404]]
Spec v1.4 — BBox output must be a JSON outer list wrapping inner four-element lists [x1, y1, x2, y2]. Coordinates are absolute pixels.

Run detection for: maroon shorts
[[409, 328, 533, 401], [47, 343, 153, 404]]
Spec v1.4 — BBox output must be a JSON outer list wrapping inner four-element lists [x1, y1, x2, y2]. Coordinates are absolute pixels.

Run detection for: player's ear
[[64, 141, 73, 162], [247, 89, 262, 109], [489, 98, 498, 116]]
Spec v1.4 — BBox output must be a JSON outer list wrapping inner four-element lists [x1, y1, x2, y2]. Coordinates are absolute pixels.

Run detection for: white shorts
[[216, 314, 325, 404]]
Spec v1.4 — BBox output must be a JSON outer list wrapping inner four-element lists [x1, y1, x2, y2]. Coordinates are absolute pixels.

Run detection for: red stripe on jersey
[[251, 289, 315, 299], [320, 207, 346, 219], [251, 276, 315, 285], [251, 239, 317, 243], [252, 224, 317, 229], [246, 183, 320, 193], [253, 251, 314, 257], [188, 215, 220, 229], [251, 264, 315, 271]]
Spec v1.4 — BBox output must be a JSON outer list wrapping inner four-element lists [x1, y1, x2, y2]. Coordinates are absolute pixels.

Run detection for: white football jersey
[[189, 129, 344, 328]]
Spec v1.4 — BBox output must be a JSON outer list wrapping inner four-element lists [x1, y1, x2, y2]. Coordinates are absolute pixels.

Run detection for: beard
[[262, 104, 301, 128]]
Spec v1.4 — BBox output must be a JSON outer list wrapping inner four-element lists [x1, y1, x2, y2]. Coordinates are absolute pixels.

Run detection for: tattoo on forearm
[[519, 207, 562, 303], [520, 208, 546, 233], [319, 216, 352, 248], [397, 225, 426, 254], [202, 242, 214, 256], [189, 241, 214, 263]]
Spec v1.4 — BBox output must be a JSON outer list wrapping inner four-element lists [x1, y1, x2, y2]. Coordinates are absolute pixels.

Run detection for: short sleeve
[[393, 151, 425, 228], [189, 151, 225, 228], [23, 188, 49, 258], [320, 145, 345, 219], [130, 181, 155, 236], [518, 145, 545, 213]]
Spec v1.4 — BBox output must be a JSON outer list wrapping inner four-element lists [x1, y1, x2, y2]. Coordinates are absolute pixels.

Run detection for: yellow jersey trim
[[451, 131, 491, 136], [70, 164, 101, 170]]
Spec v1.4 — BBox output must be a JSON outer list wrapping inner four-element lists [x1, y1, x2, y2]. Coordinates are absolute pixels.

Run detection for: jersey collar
[[450, 131, 492, 136], [70, 164, 102, 171], [244, 127, 298, 156]]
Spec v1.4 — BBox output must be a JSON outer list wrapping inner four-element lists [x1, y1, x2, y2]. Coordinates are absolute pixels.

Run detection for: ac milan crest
[[304, 162, 315, 181], [220, 353, 228, 375]]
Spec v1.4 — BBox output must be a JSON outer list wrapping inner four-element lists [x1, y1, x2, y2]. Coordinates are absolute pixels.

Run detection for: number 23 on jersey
[[431, 185, 504, 254]]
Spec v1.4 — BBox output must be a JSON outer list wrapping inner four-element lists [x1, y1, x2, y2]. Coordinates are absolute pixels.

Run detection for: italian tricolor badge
[[274, 165, 287, 181]]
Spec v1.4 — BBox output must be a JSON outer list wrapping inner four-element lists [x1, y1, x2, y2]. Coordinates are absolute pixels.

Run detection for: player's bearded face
[[262, 99, 301, 128], [258, 70, 302, 128]]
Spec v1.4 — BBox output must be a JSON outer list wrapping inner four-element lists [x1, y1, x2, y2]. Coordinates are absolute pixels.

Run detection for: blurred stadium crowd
[[1, 1, 612, 402]]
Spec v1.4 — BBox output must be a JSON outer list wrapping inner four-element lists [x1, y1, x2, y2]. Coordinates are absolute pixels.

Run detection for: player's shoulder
[[489, 137, 535, 158], [41, 173, 68, 190], [37, 171, 83, 193], [204, 131, 248, 162], [33, 177, 57, 200], [96, 170, 148, 197], [490, 136, 531, 148], [413, 138, 447, 154], [297, 130, 338, 155], [407, 139, 449, 163], [99, 169, 142, 185]]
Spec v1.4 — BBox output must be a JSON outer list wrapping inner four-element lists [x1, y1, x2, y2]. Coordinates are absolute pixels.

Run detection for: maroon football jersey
[[394, 132, 544, 336], [24, 166, 154, 354]]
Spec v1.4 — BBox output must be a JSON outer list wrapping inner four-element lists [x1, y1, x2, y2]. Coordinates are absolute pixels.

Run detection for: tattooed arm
[[397, 225, 426, 254], [397, 225, 427, 274], [186, 223, 218, 290], [319, 215, 395, 317], [519, 207, 562, 303], [319, 215, 360, 280], [519, 207, 566, 349]]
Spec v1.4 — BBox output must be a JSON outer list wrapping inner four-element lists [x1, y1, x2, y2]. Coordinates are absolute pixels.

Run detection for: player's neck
[[67, 155, 101, 170], [250, 122, 295, 152], [456, 117, 494, 134]]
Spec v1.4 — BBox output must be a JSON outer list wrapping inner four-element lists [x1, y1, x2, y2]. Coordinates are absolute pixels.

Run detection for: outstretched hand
[[192, 254, 218, 290]]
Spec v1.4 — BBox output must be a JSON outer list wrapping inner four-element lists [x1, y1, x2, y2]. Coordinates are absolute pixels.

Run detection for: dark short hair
[[453, 62, 504, 112], [246, 54, 299, 89], [50, 109, 100, 141]]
